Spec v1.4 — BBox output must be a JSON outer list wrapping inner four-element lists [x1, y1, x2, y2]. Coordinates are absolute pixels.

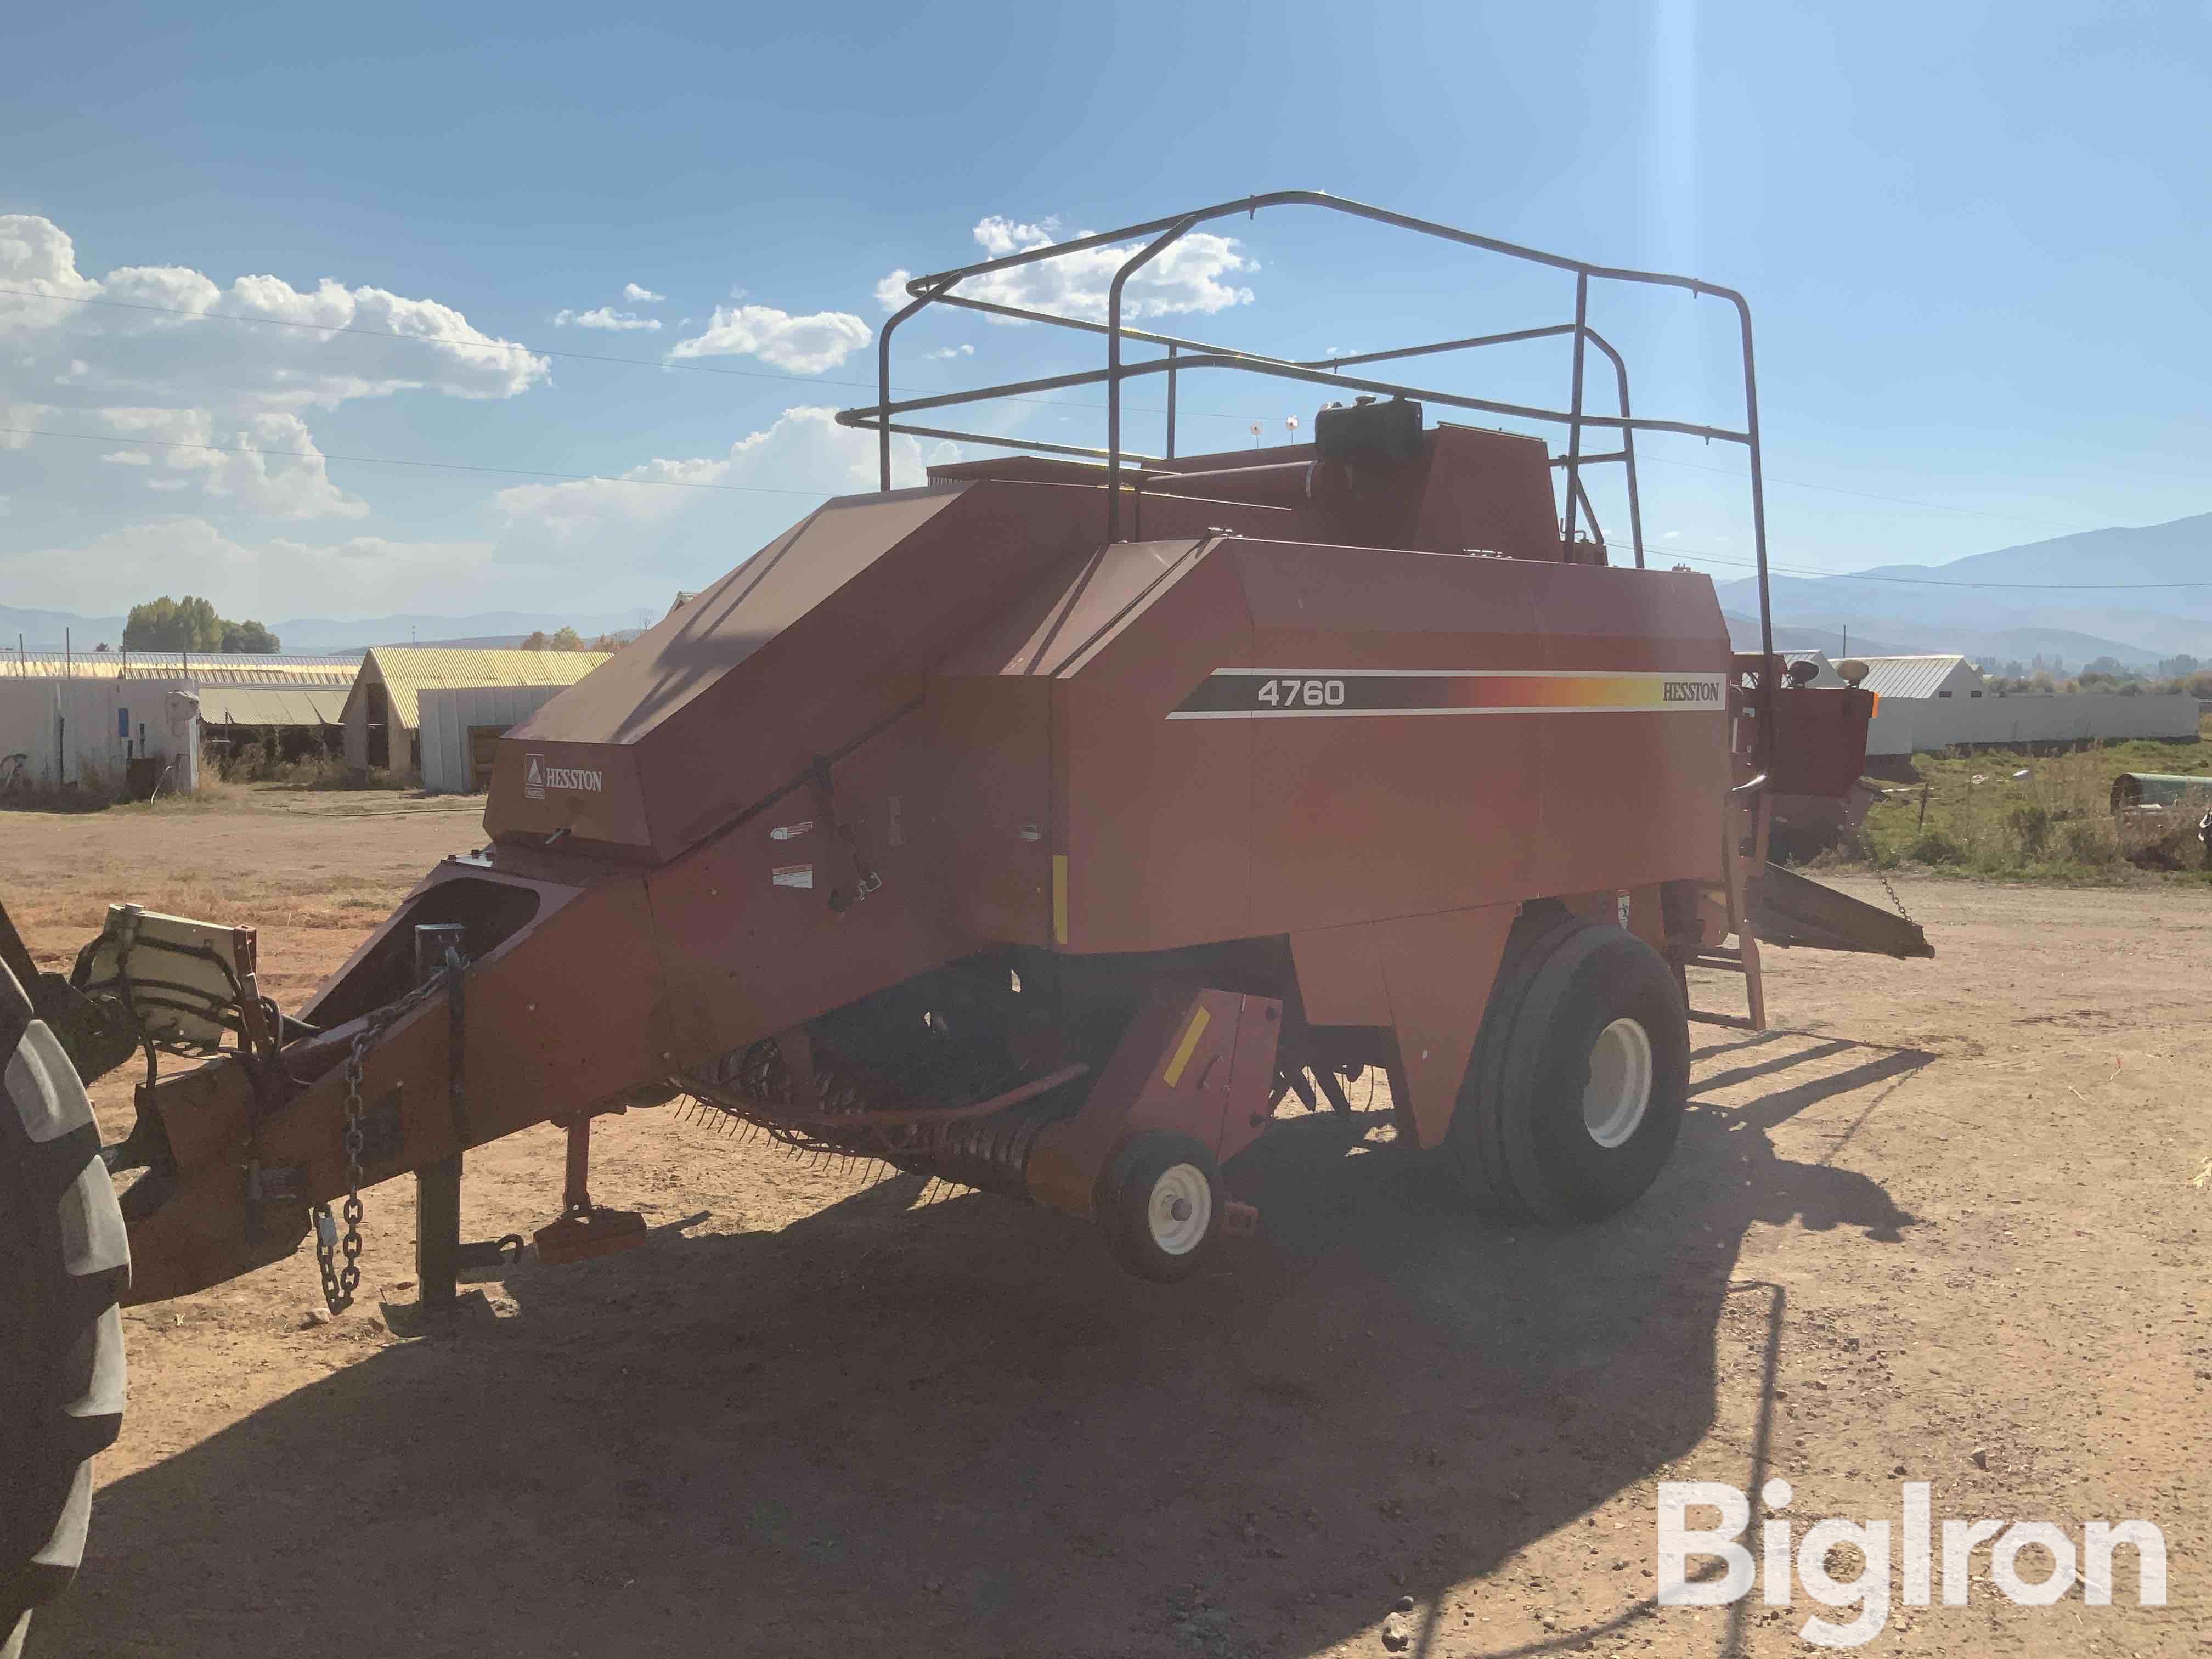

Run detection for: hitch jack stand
[[533, 1114, 649, 1266], [413, 923, 469, 1307]]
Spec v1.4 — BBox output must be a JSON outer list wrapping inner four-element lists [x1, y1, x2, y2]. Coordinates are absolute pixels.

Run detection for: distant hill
[[262, 612, 651, 652], [0, 606, 652, 656], [1721, 614, 1910, 658], [411, 630, 645, 650], [1711, 511, 2212, 664]]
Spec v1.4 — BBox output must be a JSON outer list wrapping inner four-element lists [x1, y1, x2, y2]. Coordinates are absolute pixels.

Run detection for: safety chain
[[310, 974, 446, 1316], [1870, 862, 1915, 926]]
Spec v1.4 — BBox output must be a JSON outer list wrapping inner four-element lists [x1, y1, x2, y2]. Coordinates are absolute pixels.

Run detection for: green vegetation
[[121, 595, 280, 653], [520, 626, 623, 651], [1832, 725, 2212, 883]]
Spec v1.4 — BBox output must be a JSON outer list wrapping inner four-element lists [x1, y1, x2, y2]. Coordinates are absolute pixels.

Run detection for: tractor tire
[[1097, 1130, 1223, 1283], [1, 961, 128, 1659], [1441, 917, 1689, 1224]]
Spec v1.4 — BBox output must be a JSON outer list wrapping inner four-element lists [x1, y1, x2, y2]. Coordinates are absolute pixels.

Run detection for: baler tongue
[[1748, 862, 1933, 959]]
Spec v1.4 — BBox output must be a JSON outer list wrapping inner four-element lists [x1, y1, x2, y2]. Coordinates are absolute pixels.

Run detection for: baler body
[[112, 426, 1753, 1299]]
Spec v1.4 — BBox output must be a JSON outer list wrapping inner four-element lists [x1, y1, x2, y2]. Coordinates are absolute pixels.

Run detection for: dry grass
[[1843, 744, 2212, 881], [6, 867, 415, 943], [207, 739, 404, 792]]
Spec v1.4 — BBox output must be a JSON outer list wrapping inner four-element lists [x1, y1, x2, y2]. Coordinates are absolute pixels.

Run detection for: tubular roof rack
[[835, 190, 1776, 672]]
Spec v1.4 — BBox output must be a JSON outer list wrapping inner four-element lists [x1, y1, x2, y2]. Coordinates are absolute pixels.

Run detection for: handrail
[[836, 190, 1774, 757]]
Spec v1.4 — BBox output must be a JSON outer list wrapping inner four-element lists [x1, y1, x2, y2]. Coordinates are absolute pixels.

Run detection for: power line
[[1, 426, 836, 498], [5, 286, 2164, 539], [16, 282, 2163, 543], [0, 284, 1257, 423], [7, 289, 2194, 572], [12, 425, 2206, 594], [1638, 454, 2103, 533], [1653, 541, 2212, 590]]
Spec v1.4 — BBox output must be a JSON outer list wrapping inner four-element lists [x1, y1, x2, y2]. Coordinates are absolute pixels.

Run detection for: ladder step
[[1688, 1009, 1759, 1030]]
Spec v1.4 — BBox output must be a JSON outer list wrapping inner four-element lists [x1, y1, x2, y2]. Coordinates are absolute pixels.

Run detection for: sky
[[3, 1, 2208, 628]]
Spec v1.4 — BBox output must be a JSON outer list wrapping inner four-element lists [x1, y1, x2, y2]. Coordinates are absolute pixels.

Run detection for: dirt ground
[[8, 792, 2206, 1657]]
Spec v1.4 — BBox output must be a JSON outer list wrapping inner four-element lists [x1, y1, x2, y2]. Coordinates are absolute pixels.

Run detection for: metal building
[[0, 652, 358, 795], [338, 648, 610, 782], [416, 684, 582, 793], [1853, 654, 1988, 701]]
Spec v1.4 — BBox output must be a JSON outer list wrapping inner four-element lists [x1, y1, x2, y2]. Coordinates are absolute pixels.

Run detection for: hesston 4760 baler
[[2, 194, 1929, 1649]]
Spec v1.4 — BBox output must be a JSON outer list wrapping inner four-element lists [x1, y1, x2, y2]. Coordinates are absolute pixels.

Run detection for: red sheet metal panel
[[1402, 425, 1564, 559], [641, 729, 968, 1069], [484, 482, 1100, 861], [1024, 984, 1280, 1218], [1048, 545, 1258, 953], [1029, 537, 1729, 955]]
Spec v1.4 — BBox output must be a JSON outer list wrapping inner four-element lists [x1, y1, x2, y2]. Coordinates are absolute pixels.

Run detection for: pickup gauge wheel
[[1098, 1130, 1223, 1283]]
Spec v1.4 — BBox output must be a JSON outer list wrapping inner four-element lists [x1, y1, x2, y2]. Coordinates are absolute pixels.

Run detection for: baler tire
[[1443, 919, 1689, 1224], [1, 961, 129, 1659], [1097, 1131, 1223, 1284], [1441, 911, 1598, 1221]]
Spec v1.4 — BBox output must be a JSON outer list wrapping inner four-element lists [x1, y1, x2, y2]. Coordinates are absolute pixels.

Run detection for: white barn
[[338, 648, 608, 782], [1852, 654, 2199, 755], [416, 684, 581, 794]]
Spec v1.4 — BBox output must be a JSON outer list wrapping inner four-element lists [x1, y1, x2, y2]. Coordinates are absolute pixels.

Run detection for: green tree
[[122, 595, 279, 653], [123, 595, 218, 651], [219, 619, 281, 653], [549, 625, 584, 651]]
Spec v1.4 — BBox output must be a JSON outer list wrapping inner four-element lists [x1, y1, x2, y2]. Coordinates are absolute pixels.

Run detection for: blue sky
[[3, 1, 2207, 625]]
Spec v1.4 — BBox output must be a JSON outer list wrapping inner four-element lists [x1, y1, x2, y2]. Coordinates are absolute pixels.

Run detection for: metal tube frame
[[842, 189, 1773, 723]]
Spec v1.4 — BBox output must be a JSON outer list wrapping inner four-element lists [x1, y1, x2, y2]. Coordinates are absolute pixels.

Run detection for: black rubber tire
[[1096, 1130, 1224, 1284], [1442, 917, 1690, 1224], [1, 961, 129, 1659]]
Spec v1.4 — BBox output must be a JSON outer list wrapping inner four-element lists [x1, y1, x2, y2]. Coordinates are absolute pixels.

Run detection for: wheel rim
[[1581, 1017, 1654, 1148], [1146, 1163, 1214, 1255]]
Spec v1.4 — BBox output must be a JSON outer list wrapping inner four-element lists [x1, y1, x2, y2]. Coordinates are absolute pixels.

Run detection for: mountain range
[[1710, 511, 2212, 669], [7, 511, 2207, 667], [0, 607, 653, 656]]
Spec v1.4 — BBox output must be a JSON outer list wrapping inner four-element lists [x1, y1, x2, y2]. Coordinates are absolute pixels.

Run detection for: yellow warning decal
[[1052, 854, 1069, 946], [1163, 1005, 1212, 1086]]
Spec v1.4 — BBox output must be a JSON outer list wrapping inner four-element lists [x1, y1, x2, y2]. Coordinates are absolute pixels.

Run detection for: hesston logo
[[1663, 679, 1722, 704], [523, 753, 602, 800]]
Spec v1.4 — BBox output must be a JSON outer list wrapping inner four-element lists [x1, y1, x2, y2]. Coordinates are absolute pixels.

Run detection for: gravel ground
[[9, 797, 2205, 1657]]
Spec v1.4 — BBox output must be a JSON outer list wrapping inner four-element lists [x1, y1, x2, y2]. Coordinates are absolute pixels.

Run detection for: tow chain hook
[[309, 968, 450, 1316]]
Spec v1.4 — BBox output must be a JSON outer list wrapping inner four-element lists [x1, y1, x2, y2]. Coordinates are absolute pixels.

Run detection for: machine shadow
[[49, 1046, 1921, 1659]]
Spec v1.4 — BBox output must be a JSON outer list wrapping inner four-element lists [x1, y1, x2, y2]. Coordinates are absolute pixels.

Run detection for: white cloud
[[622, 283, 665, 304], [553, 306, 661, 332], [0, 517, 501, 616], [97, 408, 369, 518], [8, 398, 367, 519], [924, 343, 975, 360], [0, 214, 548, 409], [874, 270, 915, 311], [493, 405, 950, 546], [668, 304, 871, 374], [876, 216, 1258, 323]]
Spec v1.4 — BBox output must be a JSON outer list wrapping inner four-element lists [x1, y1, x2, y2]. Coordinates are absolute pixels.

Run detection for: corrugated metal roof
[[1, 653, 358, 684], [1854, 655, 1983, 700], [196, 684, 349, 726], [352, 647, 610, 731], [1781, 650, 1846, 688]]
